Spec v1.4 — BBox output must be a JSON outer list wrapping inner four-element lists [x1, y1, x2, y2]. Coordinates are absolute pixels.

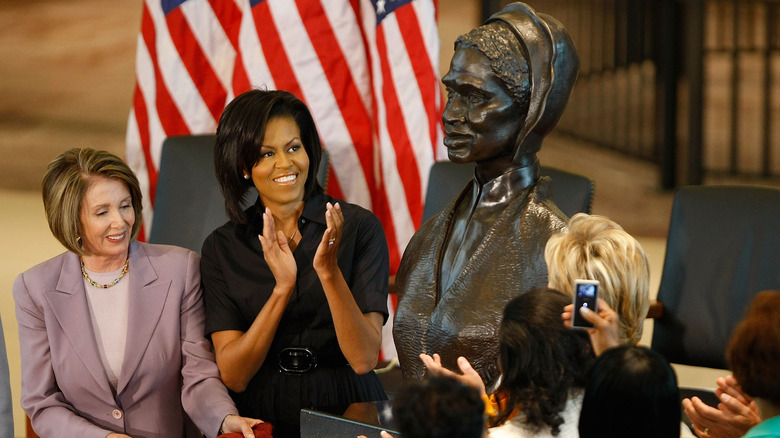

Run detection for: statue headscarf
[[455, 2, 579, 163]]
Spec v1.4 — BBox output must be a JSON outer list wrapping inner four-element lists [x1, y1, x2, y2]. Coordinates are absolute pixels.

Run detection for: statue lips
[[443, 130, 472, 150]]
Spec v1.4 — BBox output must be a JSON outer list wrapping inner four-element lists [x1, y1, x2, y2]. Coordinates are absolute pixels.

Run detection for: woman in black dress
[[201, 89, 389, 438]]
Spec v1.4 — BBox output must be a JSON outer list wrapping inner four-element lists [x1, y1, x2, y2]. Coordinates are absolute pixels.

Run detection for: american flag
[[126, 0, 445, 360]]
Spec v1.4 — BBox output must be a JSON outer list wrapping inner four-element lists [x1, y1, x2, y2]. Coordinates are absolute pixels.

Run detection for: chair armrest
[[647, 300, 664, 319]]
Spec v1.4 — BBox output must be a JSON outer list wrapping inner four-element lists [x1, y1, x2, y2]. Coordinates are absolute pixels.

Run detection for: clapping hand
[[313, 202, 343, 273], [682, 375, 760, 438], [258, 208, 297, 290]]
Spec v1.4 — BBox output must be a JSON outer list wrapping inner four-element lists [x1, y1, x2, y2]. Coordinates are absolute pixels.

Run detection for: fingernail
[[722, 393, 730, 402], [581, 307, 591, 314]]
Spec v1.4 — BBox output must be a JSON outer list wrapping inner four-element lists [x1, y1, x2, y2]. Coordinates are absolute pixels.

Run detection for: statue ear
[[487, 3, 555, 163]]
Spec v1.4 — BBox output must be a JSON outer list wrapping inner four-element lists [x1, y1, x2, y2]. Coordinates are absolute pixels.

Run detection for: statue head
[[442, 2, 578, 176]]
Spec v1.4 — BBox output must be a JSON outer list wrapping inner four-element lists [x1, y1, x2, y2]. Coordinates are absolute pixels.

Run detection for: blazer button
[[112, 409, 122, 419]]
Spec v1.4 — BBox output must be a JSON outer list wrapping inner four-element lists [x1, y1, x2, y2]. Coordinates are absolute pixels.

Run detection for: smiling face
[[79, 176, 135, 269], [250, 116, 310, 209], [442, 46, 523, 179]]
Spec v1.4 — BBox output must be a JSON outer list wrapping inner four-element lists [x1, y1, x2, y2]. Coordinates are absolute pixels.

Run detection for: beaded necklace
[[80, 257, 129, 289]]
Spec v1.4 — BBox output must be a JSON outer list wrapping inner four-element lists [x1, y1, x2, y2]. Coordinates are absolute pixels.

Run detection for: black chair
[[149, 134, 330, 253], [650, 185, 780, 424], [540, 165, 596, 218], [148, 135, 228, 253], [421, 161, 595, 222], [651, 185, 780, 370]]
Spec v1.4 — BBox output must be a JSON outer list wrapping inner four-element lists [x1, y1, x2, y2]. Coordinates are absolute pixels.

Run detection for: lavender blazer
[[13, 241, 238, 438]]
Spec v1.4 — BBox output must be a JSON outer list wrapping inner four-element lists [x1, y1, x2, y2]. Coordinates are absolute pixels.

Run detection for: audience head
[[42, 148, 143, 256], [214, 89, 324, 223], [494, 287, 595, 434], [727, 290, 780, 411], [545, 213, 650, 344], [578, 345, 681, 438], [392, 375, 486, 438]]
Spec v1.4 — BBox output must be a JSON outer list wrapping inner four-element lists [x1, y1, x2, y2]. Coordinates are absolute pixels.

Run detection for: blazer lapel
[[45, 253, 113, 395], [116, 242, 170, 394]]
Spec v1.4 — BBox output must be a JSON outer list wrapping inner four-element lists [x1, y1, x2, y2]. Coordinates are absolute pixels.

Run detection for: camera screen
[[573, 282, 598, 327]]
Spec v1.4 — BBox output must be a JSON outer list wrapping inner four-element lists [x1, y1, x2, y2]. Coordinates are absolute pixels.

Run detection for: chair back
[[540, 165, 595, 218], [651, 185, 780, 369], [421, 161, 477, 222], [148, 135, 227, 253], [149, 134, 330, 253], [421, 161, 595, 223]]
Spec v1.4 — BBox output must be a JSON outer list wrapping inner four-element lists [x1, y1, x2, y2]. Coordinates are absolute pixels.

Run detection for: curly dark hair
[[393, 375, 486, 438], [492, 287, 595, 435], [455, 21, 530, 112]]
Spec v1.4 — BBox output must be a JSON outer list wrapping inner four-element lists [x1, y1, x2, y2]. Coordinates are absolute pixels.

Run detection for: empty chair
[[540, 165, 595, 219], [148, 134, 227, 253], [650, 184, 780, 371]]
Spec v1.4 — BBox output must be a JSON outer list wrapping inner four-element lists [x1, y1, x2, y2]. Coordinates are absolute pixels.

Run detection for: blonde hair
[[42, 148, 143, 256], [545, 213, 650, 344]]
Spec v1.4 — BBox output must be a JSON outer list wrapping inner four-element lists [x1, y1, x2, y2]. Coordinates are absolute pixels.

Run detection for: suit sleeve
[[179, 250, 240, 437], [0, 314, 14, 437], [13, 273, 114, 438]]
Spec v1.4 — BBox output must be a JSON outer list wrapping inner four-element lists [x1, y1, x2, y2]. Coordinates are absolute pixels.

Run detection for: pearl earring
[[243, 174, 250, 180]]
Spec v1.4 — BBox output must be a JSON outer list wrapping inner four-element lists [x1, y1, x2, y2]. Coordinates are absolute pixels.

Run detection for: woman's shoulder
[[17, 251, 71, 280], [134, 241, 196, 258], [201, 218, 251, 258], [487, 419, 539, 438], [132, 241, 199, 269], [318, 194, 381, 225], [13, 251, 74, 300]]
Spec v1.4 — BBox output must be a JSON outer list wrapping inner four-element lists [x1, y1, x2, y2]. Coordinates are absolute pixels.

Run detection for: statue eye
[[467, 92, 486, 104]]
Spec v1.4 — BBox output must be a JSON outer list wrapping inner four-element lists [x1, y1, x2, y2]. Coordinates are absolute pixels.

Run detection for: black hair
[[579, 345, 681, 438], [214, 89, 324, 223], [393, 375, 486, 438], [493, 287, 594, 435]]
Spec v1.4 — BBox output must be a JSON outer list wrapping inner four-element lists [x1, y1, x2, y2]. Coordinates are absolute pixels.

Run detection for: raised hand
[[682, 375, 760, 438], [419, 353, 487, 397], [257, 208, 297, 290], [313, 202, 343, 274], [562, 297, 621, 356]]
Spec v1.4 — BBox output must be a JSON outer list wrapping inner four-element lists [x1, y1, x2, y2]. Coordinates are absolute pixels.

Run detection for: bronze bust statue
[[393, 2, 579, 390]]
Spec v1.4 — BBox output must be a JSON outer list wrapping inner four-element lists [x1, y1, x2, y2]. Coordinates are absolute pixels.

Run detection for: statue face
[[442, 46, 522, 173]]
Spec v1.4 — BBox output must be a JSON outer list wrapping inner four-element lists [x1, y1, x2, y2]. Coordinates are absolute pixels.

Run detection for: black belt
[[276, 347, 349, 374]]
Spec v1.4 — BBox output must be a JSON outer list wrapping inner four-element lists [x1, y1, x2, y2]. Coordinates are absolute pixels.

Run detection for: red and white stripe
[[127, 0, 444, 360]]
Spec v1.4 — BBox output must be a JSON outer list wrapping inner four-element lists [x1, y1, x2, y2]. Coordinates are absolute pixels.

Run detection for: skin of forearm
[[215, 285, 293, 392], [318, 269, 382, 373]]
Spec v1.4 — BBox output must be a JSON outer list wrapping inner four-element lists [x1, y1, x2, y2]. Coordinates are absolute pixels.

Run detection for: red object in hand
[[217, 422, 273, 438]]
